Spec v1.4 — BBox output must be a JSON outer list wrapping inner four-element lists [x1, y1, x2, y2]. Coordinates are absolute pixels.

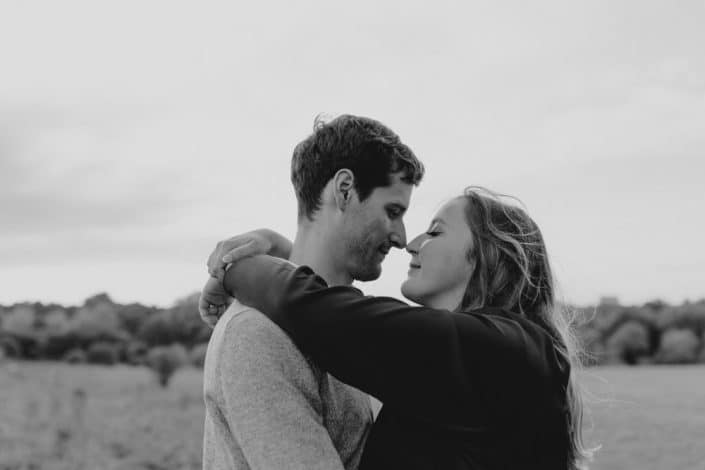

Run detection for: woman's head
[[401, 186, 553, 320], [400, 196, 475, 311]]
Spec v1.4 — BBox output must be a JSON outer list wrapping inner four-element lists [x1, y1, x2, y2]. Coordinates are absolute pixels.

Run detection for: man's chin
[[353, 263, 382, 282]]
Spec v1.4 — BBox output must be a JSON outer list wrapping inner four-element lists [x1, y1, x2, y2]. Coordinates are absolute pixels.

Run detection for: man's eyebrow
[[386, 202, 408, 213]]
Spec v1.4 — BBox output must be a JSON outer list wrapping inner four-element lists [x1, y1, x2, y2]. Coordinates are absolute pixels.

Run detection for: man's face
[[341, 172, 413, 282]]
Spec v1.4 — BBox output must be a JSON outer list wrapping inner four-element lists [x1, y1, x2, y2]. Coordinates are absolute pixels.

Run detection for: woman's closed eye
[[425, 224, 442, 237]]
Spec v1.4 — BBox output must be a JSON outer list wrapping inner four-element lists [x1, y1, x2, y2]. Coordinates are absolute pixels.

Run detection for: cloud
[[1, 0, 704, 305], [1, 107, 187, 234]]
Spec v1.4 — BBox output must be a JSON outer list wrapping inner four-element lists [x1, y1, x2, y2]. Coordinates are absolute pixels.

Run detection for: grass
[[0, 361, 702, 470], [580, 365, 705, 470], [0, 361, 204, 470]]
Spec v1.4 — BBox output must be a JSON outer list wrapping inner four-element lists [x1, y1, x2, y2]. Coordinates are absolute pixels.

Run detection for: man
[[200, 114, 424, 469]]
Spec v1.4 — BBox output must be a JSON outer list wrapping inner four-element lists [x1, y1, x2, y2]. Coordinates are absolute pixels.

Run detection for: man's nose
[[390, 222, 407, 249]]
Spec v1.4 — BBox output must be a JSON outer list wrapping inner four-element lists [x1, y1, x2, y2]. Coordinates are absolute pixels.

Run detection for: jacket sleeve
[[225, 255, 535, 425]]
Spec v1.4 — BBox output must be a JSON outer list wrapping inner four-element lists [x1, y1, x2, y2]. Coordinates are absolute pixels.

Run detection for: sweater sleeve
[[216, 309, 347, 470], [225, 255, 537, 425]]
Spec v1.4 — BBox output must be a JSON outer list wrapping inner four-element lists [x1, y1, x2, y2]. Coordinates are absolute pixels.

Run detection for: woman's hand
[[198, 276, 233, 327], [201, 229, 292, 327], [206, 229, 292, 281]]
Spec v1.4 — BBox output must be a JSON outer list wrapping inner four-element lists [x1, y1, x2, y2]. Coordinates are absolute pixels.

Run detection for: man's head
[[291, 114, 424, 281]]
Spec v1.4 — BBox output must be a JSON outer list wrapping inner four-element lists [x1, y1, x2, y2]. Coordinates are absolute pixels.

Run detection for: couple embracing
[[198, 115, 592, 470]]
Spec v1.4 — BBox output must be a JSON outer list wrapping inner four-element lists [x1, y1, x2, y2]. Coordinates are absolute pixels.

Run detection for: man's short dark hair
[[291, 114, 424, 220]]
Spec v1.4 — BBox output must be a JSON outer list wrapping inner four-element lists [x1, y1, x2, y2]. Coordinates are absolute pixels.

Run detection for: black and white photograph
[[1, 1, 704, 469]]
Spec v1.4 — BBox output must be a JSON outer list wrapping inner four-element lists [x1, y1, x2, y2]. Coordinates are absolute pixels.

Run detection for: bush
[[2, 305, 36, 335], [0, 335, 22, 358], [63, 348, 87, 364], [605, 320, 650, 365], [655, 305, 705, 337], [0, 332, 40, 359], [655, 329, 701, 364], [70, 300, 122, 343], [86, 342, 119, 365], [41, 331, 81, 360], [125, 340, 149, 366], [118, 303, 157, 336], [189, 343, 208, 368], [147, 344, 188, 387], [41, 309, 71, 334], [138, 311, 175, 347], [136, 294, 212, 349]]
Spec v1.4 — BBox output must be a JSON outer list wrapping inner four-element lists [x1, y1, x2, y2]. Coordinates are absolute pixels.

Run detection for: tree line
[[0, 292, 211, 386], [2, 293, 704, 374], [576, 299, 705, 365]]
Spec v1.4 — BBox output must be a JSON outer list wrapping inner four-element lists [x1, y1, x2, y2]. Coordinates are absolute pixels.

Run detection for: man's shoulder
[[208, 300, 313, 369], [215, 300, 291, 343], [204, 300, 324, 399]]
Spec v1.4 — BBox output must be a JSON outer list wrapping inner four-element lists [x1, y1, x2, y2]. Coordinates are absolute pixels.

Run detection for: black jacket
[[226, 255, 571, 470]]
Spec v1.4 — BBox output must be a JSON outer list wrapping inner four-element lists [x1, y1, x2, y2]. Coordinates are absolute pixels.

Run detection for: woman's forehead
[[433, 198, 467, 224]]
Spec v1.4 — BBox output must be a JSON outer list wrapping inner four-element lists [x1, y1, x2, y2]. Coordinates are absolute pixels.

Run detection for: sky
[[1, 0, 704, 308]]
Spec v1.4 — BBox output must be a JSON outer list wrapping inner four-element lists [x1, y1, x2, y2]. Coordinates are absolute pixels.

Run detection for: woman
[[205, 187, 592, 470]]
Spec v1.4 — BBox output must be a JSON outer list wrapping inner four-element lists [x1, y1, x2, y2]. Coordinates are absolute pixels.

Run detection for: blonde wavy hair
[[457, 186, 594, 470]]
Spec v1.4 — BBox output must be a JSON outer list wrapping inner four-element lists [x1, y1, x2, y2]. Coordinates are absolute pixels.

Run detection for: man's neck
[[289, 224, 352, 287]]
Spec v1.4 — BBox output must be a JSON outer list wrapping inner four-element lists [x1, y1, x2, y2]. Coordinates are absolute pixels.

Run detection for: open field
[[580, 366, 705, 470], [0, 362, 204, 470], [1, 362, 703, 470]]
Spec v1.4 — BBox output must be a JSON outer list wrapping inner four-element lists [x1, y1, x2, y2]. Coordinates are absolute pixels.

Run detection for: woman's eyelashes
[[425, 224, 442, 237]]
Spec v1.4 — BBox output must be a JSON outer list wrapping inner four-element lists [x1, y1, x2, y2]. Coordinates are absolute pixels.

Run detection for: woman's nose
[[406, 233, 423, 255]]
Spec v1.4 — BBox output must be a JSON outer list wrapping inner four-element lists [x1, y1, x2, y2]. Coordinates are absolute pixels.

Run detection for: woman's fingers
[[198, 294, 216, 325], [199, 277, 233, 326], [207, 236, 246, 279], [207, 241, 225, 279], [222, 239, 261, 264], [206, 231, 272, 292]]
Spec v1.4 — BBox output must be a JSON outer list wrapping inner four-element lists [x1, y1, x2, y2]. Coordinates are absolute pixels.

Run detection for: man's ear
[[332, 169, 355, 210]]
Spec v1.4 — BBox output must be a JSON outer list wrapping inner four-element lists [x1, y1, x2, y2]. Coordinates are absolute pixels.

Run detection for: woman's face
[[401, 197, 475, 310]]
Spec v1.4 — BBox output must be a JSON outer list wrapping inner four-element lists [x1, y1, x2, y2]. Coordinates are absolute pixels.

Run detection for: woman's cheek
[[419, 238, 433, 250]]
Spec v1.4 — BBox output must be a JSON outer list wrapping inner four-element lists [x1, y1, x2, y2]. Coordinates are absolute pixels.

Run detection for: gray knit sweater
[[203, 300, 372, 470]]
